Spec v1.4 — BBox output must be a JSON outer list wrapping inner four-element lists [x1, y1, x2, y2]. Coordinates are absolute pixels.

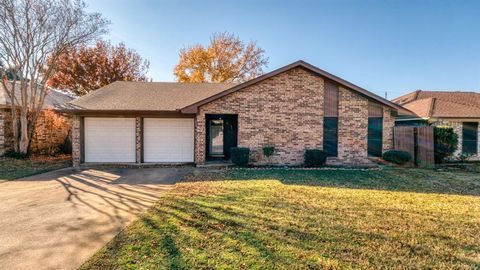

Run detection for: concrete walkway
[[0, 166, 192, 270]]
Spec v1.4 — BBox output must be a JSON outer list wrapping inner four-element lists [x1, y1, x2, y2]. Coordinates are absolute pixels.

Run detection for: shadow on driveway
[[0, 166, 191, 270]]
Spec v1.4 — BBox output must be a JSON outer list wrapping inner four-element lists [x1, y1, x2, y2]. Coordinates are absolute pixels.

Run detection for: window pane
[[209, 120, 224, 156]]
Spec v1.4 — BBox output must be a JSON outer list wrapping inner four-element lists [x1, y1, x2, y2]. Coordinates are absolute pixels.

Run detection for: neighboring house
[[0, 84, 74, 155], [393, 90, 480, 158], [65, 60, 409, 167]]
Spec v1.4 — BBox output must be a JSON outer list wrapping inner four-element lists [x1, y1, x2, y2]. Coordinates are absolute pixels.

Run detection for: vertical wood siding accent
[[324, 80, 339, 117], [368, 101, 384, 117]]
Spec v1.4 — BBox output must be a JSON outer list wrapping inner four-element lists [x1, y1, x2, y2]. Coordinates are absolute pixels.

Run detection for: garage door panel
[[84, 118, 136, 163], [144, 118, 194, 162]]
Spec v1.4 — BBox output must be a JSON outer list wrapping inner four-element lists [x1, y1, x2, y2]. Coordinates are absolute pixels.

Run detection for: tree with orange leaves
[[48, 40, 150, 96], [174, 32, 268, 83]]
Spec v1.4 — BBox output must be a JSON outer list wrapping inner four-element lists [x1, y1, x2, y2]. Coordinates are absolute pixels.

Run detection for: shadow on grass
[[90, 189, 480, 270], [183, 167, 480, 196]]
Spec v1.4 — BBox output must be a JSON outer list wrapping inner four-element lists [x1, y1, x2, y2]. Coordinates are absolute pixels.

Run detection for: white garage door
[[144, 118, 194, 162], [84, 117, 136, 162]]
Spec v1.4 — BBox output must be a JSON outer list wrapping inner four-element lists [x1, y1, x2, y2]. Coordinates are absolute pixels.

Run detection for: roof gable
[[181, 60, 410, 114]]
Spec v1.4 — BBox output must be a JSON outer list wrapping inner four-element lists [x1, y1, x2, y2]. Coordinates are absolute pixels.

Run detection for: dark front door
[[206, 114, 238, 160]]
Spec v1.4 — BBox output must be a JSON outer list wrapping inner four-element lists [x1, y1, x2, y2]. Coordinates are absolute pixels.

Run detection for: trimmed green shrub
[[434, 126, 458, 163], [458, 153, 473, 162], [382, 150, 412, 165], [3, 149, 30, 159], [304, 149, 327, 167], [230, 147, 250, 166], [262, 146, 275, 157]]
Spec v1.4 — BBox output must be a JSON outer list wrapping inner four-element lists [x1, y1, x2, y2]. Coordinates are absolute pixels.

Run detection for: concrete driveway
[[0, 166, 192, 270]]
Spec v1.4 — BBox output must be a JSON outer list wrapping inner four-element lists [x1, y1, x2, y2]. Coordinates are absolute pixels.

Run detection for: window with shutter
[[368, 101, 383, 157], [323, 81, 338, 157], [462, 122, 478, 155]]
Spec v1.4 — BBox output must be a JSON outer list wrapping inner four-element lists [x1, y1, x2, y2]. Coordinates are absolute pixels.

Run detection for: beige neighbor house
[[0, 85, 73, 155], [64, 60, 411, 167], [393, 90, 480, 159]]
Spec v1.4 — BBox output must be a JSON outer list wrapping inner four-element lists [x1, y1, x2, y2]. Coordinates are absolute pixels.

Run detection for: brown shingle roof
[[393, 90, 480, 118], [67, 61, 414, 115], [67, 81, 238, 112]]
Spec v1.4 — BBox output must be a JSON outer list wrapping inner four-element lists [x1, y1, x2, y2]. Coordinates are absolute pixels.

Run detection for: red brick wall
[[195, 67, 395, 165], [337, 86, 369, 163], [0, 108, 70, 155]]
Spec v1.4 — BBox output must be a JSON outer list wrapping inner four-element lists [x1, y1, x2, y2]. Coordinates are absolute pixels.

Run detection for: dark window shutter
[[462, 122, 478, 154], [323, 117, 338, 157], [368, 117, 383, 157]]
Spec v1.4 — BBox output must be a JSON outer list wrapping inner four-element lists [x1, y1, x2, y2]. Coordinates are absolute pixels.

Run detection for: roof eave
[[61, 108, 194, 115]]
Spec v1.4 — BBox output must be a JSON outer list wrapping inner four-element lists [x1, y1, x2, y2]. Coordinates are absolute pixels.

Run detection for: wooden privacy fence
[[394, 126, 434, 167]]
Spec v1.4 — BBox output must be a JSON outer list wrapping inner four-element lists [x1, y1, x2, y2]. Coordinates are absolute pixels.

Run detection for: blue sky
[[85, 0, 480, 98]]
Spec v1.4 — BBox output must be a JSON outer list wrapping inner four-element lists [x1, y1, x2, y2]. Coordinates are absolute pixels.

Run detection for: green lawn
[[81, 168, 480, 269], [0, 155, 72, 180]]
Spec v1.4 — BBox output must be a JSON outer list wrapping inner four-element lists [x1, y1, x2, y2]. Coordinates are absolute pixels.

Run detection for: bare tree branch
[[0, 0, 109, 154]]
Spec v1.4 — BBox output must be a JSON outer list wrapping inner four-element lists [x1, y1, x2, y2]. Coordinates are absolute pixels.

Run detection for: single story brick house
[[393, 90, 480, 158], [64, 60, 410, 167], [0, 85, 73, 155]]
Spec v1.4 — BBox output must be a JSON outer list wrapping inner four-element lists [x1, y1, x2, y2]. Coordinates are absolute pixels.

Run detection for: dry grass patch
[[81, 168, 480, 269], [0, 154, 71, 180]]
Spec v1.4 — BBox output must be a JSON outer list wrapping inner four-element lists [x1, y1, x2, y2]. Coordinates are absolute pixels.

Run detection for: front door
[[206, 114, 238, 160]]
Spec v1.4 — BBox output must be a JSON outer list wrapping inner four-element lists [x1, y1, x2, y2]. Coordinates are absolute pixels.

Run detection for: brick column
[[135, 117, 143, 163], [71, 115, 81, 168], [194, 113, 206, 165], [338, 87, 369, 164], [382, 107, 394, 153], [0, 109, 5, 156]]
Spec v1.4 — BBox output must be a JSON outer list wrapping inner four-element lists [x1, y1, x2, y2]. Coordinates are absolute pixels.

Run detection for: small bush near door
[[304, 149, 327, 167], [230, 147, 250, 166], [262, 146, 275, 157], [382, 150, 412, 165], [434, 126, 458, 163]]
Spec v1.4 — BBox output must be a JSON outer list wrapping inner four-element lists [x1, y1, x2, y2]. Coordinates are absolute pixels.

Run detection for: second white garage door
[[143, 118, 194, 163]]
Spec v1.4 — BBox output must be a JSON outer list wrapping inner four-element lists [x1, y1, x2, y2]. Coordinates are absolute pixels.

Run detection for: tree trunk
[[18, 112, 29, 154], [9, 109, 20, 152]]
